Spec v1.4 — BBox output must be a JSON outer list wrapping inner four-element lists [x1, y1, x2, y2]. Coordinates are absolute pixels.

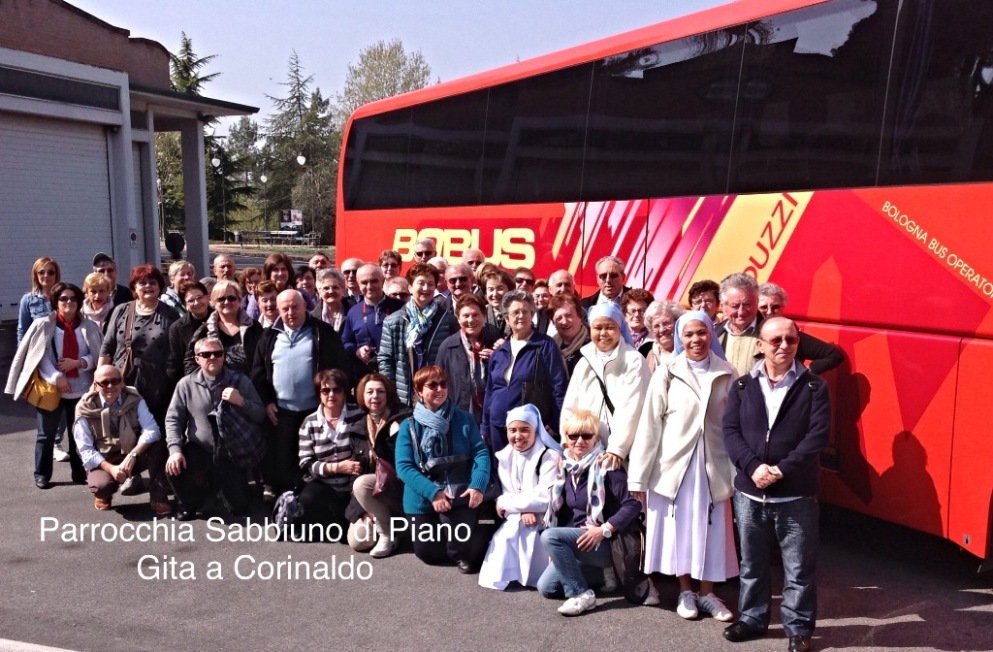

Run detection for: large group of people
[[5, 245, 839, 652]]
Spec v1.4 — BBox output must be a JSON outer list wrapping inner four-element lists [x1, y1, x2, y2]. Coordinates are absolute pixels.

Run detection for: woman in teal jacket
[[396, 365, 491, 573]]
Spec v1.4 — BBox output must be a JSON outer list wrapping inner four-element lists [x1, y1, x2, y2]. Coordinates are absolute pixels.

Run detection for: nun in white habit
[[478, 404, 562, 590]]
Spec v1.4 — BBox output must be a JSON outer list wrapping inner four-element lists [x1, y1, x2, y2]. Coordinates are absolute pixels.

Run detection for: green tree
[[170, 32, 220, 94], [334, 38, 432, 126]]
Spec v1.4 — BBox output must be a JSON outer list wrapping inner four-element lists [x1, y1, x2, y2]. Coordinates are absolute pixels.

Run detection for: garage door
[[0, 112, 113, 323]]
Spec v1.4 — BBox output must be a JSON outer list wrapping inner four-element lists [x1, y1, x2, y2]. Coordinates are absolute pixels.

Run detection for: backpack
[[272, 490, 303, 529]]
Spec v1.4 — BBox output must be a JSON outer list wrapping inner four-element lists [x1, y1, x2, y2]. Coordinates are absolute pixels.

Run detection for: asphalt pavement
[[0, 389, 991, 652]]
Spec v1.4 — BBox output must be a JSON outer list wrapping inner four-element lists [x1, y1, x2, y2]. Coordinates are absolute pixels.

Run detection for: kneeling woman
[[538, 409, 642, 616], [297, 369, 369, 542], [395, 366, 491, 573], [478, 404, 561, 590]]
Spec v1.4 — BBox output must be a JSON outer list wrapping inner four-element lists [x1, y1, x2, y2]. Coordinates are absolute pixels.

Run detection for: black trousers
[[406, 507, 484, 566], [296, 480, 352, 542], [167, 443, 253, 515], [261, 407, 310, 495]]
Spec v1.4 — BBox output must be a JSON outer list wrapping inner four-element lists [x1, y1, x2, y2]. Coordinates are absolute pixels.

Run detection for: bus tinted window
[[343, 108, 411, 210], [585, 27, 745, 200], [728, 0, 895, 193], [481, 63, 592, 205], [881, 0, 993, 184], [407, 90, 488, 207]]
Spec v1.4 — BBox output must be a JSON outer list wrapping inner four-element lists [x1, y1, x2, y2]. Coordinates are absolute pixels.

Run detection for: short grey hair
[[168, 261, 195, 281], [317, 268, 346, 287], [385, 277, 409, 294], [719, 272, 758, 302], [446, 263, 472, 278], [595, 256, 625, 273], [194, 337, 224, 355], [500, 289, 535, 316], [758, 282, 789, 306], [645, 300, 684, 324], [415, 238, 436, 250]]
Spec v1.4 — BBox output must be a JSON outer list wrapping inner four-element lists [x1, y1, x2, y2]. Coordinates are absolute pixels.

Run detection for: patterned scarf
[[545, 441, 606, 528], [460, 332, 486, 412], [412, 397, 454, 463], [404, 297, 439, 361], [56, 313, 80, 378]]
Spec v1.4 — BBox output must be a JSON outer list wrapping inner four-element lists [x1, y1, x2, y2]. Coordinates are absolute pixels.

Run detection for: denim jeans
[[733, 492, 819, 637], [537, 527, 613, 599], [35, 398, 84, 482]]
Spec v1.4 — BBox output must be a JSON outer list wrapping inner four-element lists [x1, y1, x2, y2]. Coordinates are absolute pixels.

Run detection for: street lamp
[[211, 155, 226, 244], [259, 173, 268, 231]]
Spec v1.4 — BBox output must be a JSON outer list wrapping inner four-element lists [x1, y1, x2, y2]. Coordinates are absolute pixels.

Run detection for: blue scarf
[[413, 398, 454, 462]]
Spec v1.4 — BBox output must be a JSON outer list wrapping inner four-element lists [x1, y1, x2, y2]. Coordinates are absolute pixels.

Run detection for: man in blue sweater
[[722, 316, 831, 652]]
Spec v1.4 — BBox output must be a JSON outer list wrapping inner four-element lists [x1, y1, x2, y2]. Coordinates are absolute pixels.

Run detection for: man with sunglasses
[[165, 338, 265, 520], [73, 365, 170, 514], [580, 256, 631, 311], [339, 257, 365, 302], [721, 316, 831, 652]]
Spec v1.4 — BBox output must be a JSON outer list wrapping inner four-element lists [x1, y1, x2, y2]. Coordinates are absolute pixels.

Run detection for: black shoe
[[456, 560, 476, 574], [723, 621, 767, 643], [34, 477, 50, 490], [788, 635, 812, 652], [176, 510, 198, 521], [72, 473, 87, 484]]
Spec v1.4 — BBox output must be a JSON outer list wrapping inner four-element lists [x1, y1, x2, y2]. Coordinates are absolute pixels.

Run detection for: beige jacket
[[4, 313, 103, 400], [627, 350, 737, 502]]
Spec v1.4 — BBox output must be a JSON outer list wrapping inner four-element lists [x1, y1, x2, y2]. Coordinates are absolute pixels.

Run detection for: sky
[[70, 0, 729, 132]]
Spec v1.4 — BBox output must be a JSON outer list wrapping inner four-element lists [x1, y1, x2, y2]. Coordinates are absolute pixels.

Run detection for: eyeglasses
[[95, 378, 123, 388], [389, 292, 411, 301], [320, 386, 344, 395], [197, 350, 225, 359], [448, 276, 469, 285], [565, 432, 596, 442], [95, 267, 115, 274], [381, 262, 399, 269], [691, 297, 717, 307], [597, 272, 621, 281], [216, 295, 239, 303], [413, 250, 435, 259], [515, 277, 535, 286], [762, 335, 799, 348], [342, 269, 359, 276], [625, 307, 645, 317], [37, 269, 56, 277], [57, 296, 78, 303], [185, 295, 206, 304], [423, 381, 448, 390]]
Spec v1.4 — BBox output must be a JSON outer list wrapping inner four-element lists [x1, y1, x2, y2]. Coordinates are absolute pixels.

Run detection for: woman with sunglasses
[[395, 366, 491, 572], [296, 368, 370, 541], [537, 409, 643, 616], [17, 257, 61, 344], [628, 310, 739, 622], [184, 280, 262, 376], [6, 282, 100, 488]]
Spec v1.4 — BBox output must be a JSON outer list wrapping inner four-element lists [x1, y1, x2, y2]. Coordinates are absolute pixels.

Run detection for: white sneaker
[[53, 445, 69, 462], [557, 589, 597, 616], [676, 590, 699, 619], [600, 567, 618, 593], [643, 582, 661, 606], [698, 592, 734, 622], [369, 536, 397, 559]]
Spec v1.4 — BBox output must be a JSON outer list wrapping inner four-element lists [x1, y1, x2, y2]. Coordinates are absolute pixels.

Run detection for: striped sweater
[[297, 403, 370, 491]]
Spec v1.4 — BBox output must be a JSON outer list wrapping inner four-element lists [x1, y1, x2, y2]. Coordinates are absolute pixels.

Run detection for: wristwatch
[[601, 525, 613, 539]]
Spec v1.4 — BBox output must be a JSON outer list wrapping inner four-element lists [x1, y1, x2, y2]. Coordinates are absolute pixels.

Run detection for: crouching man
[[73, 364, 170, 514], [165, 337, 266, 520]]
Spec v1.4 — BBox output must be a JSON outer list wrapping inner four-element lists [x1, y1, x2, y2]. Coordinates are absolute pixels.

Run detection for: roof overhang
[[129, 83, 258, 130]]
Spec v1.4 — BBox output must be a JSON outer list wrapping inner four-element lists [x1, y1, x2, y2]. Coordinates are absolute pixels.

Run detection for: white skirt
[[478, 514, 549, 590], [643, 438, 738, 582]]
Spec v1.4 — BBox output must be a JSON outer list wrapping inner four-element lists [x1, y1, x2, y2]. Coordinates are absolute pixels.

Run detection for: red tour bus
[[337, 0, 993, 565]]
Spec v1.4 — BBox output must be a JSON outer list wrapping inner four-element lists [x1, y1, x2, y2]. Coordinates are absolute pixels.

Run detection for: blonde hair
[[30, 257, 60, 294], [82, 272, 113, 293], [168, 261, 195, 282], [211, 279, 242, 302], [559, 409, 603, 449]]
